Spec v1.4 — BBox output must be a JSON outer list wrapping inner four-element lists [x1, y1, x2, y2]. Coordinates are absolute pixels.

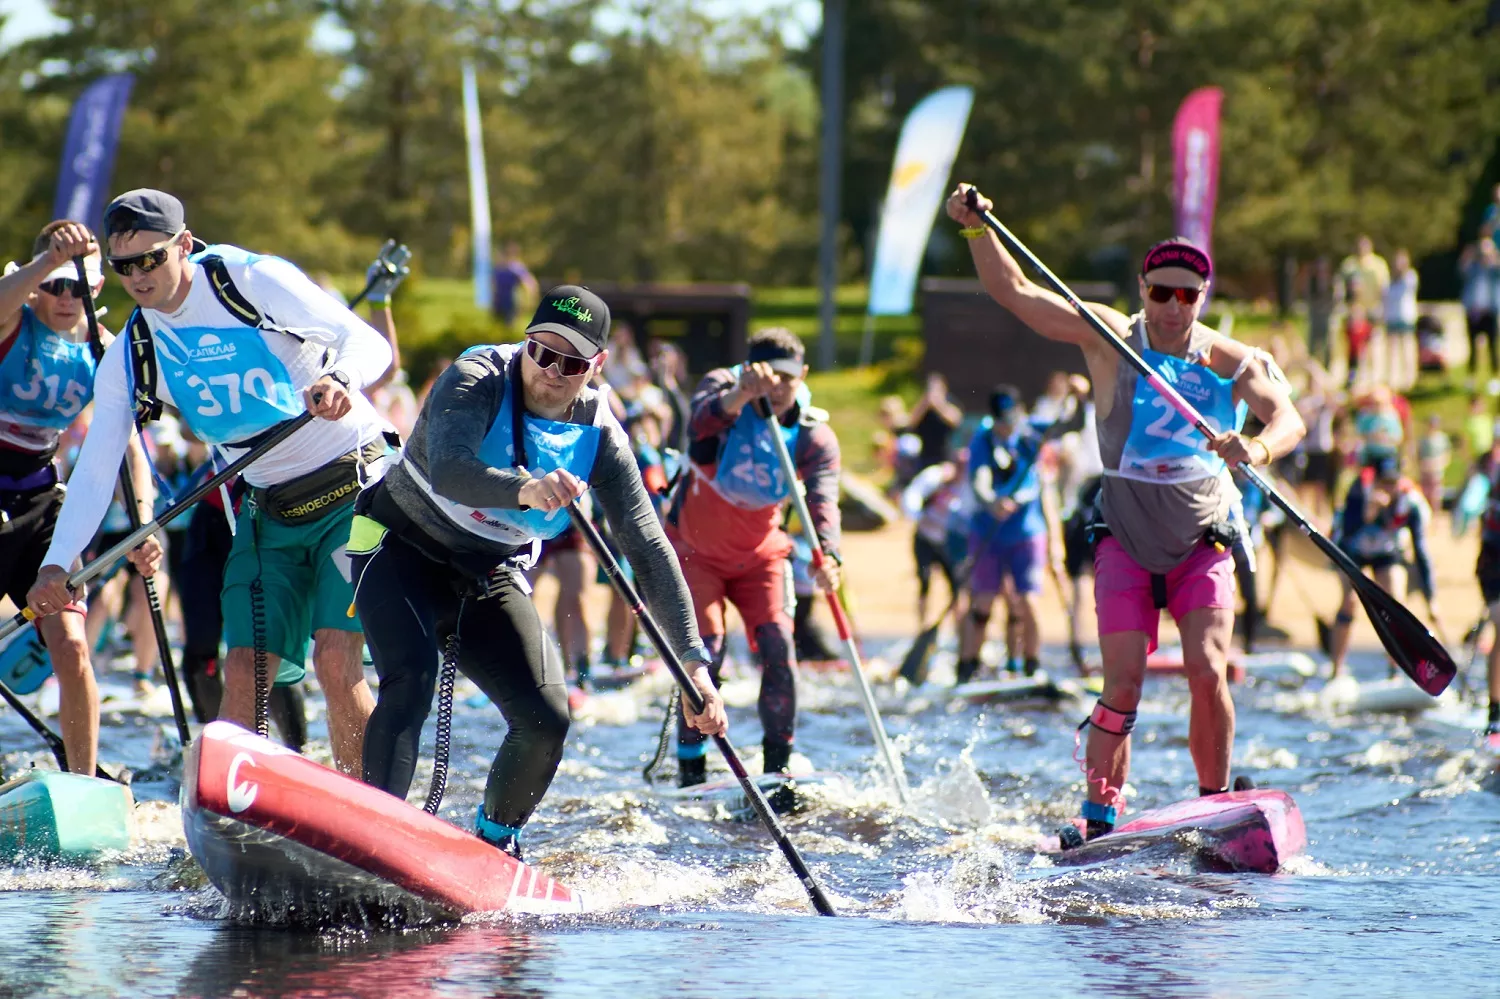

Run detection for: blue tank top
[[0, 305, 96, 432], [465, 344, 602, 541], [141, 245, 302, 444], [1115, 341, 1246, 484], [705, 365, 810, 510]]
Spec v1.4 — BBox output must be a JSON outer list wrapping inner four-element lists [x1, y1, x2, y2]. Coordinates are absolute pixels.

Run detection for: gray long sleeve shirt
[[380, 344, 703, 659]]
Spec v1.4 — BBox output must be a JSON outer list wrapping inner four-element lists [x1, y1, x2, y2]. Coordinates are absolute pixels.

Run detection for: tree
[[19, 0, 356, 268]]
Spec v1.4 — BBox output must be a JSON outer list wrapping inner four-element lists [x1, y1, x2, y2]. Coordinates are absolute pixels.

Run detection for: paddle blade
[[1352, 575, 1456, 695], [898, 624, 940, 686]]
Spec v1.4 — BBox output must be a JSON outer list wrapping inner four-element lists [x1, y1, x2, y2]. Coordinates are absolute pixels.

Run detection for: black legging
[[677, 622, 797, 758], [354, 530, 570, 830], [1468, 310, 1498, 375]]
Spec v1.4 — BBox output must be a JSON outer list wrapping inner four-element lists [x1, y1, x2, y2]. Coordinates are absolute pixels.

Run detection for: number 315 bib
[[1116, 346, 1245, 485]]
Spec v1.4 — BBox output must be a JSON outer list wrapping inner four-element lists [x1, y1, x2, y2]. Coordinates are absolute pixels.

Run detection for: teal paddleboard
[[0, 770, 133, 861]]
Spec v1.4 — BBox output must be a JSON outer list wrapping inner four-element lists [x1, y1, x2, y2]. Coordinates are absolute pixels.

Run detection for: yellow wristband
[[958, 226, 986, 240], [1250, 436, 1273, 466]]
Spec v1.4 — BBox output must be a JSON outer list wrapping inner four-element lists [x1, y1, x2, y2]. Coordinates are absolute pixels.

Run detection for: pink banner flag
[[1172, 87, 1223, 255]]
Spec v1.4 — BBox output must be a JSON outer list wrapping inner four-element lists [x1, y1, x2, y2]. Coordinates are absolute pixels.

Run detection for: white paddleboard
[[1321, 674, 1447, 715]]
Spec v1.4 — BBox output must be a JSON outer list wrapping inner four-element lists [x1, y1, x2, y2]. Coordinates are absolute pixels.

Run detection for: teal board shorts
[[221, 498, 360, 685]]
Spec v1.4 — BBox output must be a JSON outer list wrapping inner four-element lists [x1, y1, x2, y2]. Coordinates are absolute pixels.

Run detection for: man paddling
[[946, 184, 1305, 840], [350, 285, 726, 858], [665, 327, 842, 787], [28, 189, 390, 775], [0, 221, 140, 776]]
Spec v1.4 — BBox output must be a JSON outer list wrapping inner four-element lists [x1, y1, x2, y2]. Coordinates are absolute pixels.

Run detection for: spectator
[[603, 320, 650, 394], [1292, 360, 1341, 520], [490, 241, 539, 327], [1465, 393, 1495, 466], [1352, 384, 1409, 465], [1339, 235, 1391, 322], [905, 373, 963, 471], [1030, 370, 1078, 424], [1461, 239, 1500, 377], [1344, 302, 1374, 388], [648, 340, 690, 453], [1416, 413, 1451, 512], [1307, 256, 1336, 367], [1383, 249, 1419, 391], [1482, 182, 1500, 239], [872, 395, 912, 487]]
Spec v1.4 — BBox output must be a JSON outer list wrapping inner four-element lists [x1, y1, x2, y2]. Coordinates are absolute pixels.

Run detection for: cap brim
[[1143, 266, 1208, 289], [767, 358, 805, 377], [525, 322, 602, 358], [42, 261, 102, 284]]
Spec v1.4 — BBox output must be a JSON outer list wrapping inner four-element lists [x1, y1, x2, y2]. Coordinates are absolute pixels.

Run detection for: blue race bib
[[0, 307, 95, 431], [1116, 346, 1245, 484], [706, 364, 810, 510]]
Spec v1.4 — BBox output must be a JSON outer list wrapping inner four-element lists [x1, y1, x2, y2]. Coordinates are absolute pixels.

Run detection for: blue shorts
[[968, 533, 1047, 596]]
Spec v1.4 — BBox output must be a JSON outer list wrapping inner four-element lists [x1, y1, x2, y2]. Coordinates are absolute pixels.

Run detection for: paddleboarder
[[1325, 455, 1436, 681], [349, 285, 726, 858], [664, 327, 842, 787], [1455, 434, 1500, 748], [27, 189, 391, 776], [946, 184, 1305, 840], [0, 221, 133, 776]]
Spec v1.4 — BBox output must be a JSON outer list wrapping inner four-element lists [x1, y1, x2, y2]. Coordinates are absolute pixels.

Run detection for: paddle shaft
[[967, 194, 1455, 695], [0, 413, 317, 645], [566, 503, 838, 916], [0, 675, 118, 780], [75, 257, 193, 747], [756, 404, 912, 805]]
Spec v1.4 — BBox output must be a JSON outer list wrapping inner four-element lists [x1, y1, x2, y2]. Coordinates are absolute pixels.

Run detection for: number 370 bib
[[1116, 346, 1245, 485], [151, 324, 302, 445]]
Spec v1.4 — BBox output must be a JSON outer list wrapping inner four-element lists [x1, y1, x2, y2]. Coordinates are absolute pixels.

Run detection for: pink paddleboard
[[1042, 789, 1306, 874]]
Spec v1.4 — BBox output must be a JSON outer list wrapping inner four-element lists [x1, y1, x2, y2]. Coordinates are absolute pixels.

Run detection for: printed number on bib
[[11, 362, 87, 419], [1142, 396, 1205, 450], [184, 368, 279, 417]]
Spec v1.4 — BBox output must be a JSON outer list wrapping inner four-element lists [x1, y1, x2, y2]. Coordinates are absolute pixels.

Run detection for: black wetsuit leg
[[357, 531, 570, 829], [177, 502, 232, 724]]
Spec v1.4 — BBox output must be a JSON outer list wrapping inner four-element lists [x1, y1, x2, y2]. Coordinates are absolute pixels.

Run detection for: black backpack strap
[[126, 307, 163, 425], [201, 255, 262, 328]]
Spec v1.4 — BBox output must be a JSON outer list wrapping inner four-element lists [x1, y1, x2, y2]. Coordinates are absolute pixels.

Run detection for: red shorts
[[1092, 536, 1236, 652], [675, 544, 794, 638]]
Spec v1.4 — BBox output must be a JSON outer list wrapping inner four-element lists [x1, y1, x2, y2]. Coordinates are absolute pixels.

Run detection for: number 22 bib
[[1116, 342, 1245, 485]]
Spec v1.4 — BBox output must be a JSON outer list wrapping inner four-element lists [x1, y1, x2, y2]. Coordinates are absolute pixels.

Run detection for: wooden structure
[[920, 278, 1119, 411]]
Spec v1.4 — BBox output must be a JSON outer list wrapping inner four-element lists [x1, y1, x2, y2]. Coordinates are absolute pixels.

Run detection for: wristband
[[1250, 436, 1273, 466], [958, 226, 986, 240]]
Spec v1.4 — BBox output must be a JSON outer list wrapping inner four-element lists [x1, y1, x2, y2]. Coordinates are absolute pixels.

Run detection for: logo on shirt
[[191, 332, 238, 362]]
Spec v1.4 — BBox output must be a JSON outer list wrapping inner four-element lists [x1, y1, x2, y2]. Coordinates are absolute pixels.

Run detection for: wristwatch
[[684, 645, 715, 670], [324, 370, 352, 390]]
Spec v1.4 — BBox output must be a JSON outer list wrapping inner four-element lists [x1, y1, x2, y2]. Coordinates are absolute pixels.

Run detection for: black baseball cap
[[525, 285, 610, 358], [103, 189, 208, 252]]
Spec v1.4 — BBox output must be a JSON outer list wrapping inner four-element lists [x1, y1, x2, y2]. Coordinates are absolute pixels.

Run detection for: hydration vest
[[695, 365, 816, 511], [124, 246, 305, 443]]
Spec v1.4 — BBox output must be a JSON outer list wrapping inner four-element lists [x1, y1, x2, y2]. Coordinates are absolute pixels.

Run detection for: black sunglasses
[[107, 231, 182, 277], [525, 337, 593, 377], [38, 278, 85, 298], [1146, 284, 1203, 305]]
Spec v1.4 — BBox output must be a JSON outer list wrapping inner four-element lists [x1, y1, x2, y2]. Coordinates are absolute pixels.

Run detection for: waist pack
[[253, 437, 390, 525]]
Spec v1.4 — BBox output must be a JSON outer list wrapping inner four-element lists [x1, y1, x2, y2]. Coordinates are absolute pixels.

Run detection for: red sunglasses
[[525, 337, 593, 377], [1146, 285, 1203, 305]]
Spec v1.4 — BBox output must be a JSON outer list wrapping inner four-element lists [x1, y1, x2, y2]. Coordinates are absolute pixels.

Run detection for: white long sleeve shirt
[[42, 252, 392, 570]]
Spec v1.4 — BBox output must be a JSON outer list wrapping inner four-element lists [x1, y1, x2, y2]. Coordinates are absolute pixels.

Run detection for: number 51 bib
[[1116, 345, 1245, 485]]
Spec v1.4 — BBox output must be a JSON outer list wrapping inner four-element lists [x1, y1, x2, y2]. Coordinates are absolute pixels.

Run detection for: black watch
[[324, 370, 351, 389]]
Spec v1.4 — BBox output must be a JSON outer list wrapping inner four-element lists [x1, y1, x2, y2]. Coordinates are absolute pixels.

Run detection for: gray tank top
[[1097, 317, 1237, 573]]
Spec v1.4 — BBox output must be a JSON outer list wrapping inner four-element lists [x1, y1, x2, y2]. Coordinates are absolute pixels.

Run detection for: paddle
[[966, 190, 1457, 696], [566, 502, 838, 917], [755, 402, 912, 806], [0, 413, 317, 645], [75, 256, 193, 748], [0, 676, 120, 781]]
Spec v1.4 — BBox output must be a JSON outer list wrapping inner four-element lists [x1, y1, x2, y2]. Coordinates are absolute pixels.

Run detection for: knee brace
[[968, 608, 992, 628]]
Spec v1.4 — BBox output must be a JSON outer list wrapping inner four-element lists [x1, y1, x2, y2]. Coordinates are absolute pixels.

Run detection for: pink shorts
[[1093, 536, 1236, 652]]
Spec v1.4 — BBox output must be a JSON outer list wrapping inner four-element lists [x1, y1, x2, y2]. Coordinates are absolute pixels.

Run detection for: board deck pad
[[182, 721, 581, 923], [0, 771, 133, 861], [1042, 789, 1306, 874]]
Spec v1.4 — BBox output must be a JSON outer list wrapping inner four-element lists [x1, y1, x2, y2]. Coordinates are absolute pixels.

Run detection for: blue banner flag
[[52, 74, 135, 229], [867, 86, 974, 317]]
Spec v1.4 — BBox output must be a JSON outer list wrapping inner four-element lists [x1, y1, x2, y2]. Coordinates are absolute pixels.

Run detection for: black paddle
[[0, 676, 120, 781], [566, 502, 838, 917], [0, 413, 316, 645], [75, 256, 193, 748], [965, 189, 1457, 696]]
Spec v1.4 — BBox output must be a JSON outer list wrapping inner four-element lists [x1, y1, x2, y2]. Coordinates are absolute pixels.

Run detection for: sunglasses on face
[[107, 231, 183, 277], [525, 337, 593, 377], [38, 278, 85, 298], [1146, 284, 1203, 305]]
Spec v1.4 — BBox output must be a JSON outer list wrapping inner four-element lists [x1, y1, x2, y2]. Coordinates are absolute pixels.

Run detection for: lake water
[[2, 640, 1496, 999]]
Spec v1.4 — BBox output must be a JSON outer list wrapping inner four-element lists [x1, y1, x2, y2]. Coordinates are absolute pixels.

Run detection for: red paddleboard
[[1042, 789, 1306, 874], [1146, 651, 1248, 684], [182, 721, 581, 922]]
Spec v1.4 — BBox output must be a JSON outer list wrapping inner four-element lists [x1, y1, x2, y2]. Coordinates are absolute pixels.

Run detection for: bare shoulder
[[1075, 302, 1131, 362]]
